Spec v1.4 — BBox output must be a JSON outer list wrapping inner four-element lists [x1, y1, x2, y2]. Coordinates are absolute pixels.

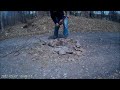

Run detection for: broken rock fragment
[[75, 51, 82, 56], [73, 46, 82, 51], [66, 49, 74, 54], [58, 49, 66, 55], [48, 40, 56, 47], [75, 40, 81, 48]]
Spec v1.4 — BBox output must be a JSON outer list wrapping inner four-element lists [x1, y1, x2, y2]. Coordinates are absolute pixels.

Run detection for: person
[[49, 11, 69, 39]]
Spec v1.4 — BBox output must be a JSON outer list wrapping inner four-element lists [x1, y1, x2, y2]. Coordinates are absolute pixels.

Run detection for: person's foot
[[48, 35, 58, 39], [58, 34, 64, 38], [63, 35, 68, 39]]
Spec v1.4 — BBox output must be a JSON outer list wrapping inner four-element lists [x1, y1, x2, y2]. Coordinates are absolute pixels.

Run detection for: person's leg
[[48, 16, 60, 39], [53, 17, 60, 38], [63, 17, 69, 38], [54, 23, 60, 38]]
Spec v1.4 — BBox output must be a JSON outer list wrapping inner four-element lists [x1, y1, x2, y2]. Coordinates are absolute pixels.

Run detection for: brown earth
[[0, 16, 120, 40]]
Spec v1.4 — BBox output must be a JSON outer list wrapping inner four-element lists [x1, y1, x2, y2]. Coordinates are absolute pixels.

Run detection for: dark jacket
[[50, 11, 65, 24]]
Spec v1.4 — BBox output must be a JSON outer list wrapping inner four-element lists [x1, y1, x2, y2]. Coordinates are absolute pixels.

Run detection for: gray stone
[[75, 51, 82, 56], [56, 40, 64, 46], [79, 48, 85, 52], [66, 49, 74, 54], [48, 40, 56, 47], [68, 58, 75, 61], [41, 41, 47, 45], [63, 73, 67, 78], [53, 47, 61, 53], [76, 40, 81, 48], [68, 38, 76, 43], [14, 52, 20, 56], [58, 49, 66, 55], [62, 46, 69, 51], [73, 46, 81, 51]]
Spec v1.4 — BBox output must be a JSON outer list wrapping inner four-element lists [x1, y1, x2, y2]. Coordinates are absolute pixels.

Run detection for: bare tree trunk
[[18, 11, 27, 23], [46, 11, 50, 16], [28, 11, 30, 19], [81, 11, 89, 18], [101, 11, 104, 19], [116, 12, 120, 23], [0, 12, 4, 33], [90, 11, 94, 18]]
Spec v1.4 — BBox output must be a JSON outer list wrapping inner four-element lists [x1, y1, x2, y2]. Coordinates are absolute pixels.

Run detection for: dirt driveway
[[0, 32, 120, 79]]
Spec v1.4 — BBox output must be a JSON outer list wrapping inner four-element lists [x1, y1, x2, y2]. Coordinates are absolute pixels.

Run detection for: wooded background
[[0, 11, 120, 33]]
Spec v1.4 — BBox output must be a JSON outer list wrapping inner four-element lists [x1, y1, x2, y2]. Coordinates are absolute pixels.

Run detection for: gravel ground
[[0, 32, 120, 79]]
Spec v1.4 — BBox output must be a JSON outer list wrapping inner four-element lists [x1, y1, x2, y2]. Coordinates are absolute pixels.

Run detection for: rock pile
[[46, 38, 85, 56]]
